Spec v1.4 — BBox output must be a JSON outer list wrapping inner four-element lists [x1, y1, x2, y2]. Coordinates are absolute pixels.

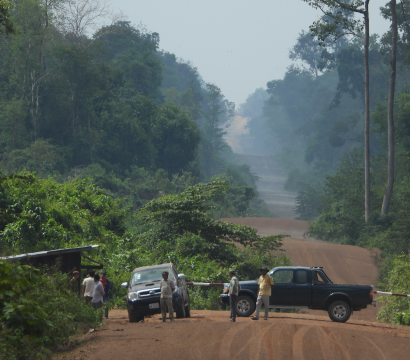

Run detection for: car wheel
[[235, 295, 256, 317], [328, 300, 351, 323], [128, 312, 143, 323], [176, 303, 186, 318], [185, 302, 191, 318]]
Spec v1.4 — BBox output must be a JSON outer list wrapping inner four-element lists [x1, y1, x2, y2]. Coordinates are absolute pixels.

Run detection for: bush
[[377, 254, 410, 325], [396, 310, 410, 326], [0, 261, 102, 360], [0, 173, 126, 255]]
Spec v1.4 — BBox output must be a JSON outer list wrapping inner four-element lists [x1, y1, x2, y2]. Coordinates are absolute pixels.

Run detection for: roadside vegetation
[[240, 1, 410, 326], [0, 261, 102, 360]]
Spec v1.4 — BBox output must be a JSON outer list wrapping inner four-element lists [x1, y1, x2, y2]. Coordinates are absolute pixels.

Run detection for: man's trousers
[[254, 295, 270, 319], [230, 294, 237, 320], [160, 297, 174, 321]]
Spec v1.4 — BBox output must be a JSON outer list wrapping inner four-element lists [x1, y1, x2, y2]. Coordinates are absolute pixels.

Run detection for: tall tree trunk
[[40, 0, 49, 72], [381, 0, 398, 215], [364, 0, 371, 223]]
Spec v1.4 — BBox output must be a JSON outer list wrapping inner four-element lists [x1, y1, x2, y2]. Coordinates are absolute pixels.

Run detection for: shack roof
[[0, 245, 99, 261]]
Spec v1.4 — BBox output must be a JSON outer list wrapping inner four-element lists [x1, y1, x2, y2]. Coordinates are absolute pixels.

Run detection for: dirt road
[[223, 217, 380, 322], [236, 154, 297, 218], [57, 310, 410, 360]]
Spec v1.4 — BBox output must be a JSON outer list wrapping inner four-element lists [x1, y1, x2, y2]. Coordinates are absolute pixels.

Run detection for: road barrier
[[186, 282, 224, 287], [374, 290, 410, 298], [185, 284, 410, 298]]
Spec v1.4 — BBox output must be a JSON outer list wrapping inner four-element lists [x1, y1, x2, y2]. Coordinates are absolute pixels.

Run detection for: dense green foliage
[[377, 254, 410, 325], [0, 261, 102, 360], [0, 0, 13, 35], [0, 0, 268, 218], [0, 18, 200, 176], [0, 172, 126, 255]]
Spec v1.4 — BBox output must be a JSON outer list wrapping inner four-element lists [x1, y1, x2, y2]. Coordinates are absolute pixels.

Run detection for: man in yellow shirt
[[251, 266, 274, 320]]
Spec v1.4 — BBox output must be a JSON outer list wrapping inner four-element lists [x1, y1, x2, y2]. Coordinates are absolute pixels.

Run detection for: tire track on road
[[317, 326, 352, 360], [292, 325, 311, 360], [227, 323, 271, 359], [362, 334, 387, 360]]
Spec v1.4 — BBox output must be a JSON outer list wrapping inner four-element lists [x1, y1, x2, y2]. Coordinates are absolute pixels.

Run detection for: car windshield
[[131, 268, 173, 285]]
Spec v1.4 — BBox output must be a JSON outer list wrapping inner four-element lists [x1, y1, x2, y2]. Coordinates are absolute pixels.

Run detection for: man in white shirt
[[82, 270, 96, 304], [160, 271, 175, 322], [91, 274, 104, 310]]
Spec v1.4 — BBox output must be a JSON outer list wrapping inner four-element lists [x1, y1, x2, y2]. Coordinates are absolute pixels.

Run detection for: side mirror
[[121, 282, 128, 288], [178, 274, 185, 279]]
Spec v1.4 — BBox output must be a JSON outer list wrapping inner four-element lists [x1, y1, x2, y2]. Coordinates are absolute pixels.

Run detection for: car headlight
[[128, 292, 139, 301], [224, 283, 230, 293]]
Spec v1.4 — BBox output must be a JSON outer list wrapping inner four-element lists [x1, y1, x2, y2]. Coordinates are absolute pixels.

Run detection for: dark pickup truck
[[220, 266, 374, 322], [121, 263, 191, 322]]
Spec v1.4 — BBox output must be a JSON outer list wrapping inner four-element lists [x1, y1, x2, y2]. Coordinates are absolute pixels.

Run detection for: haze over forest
[[2, 1, 410, 356], [117, 0, 390, 106]]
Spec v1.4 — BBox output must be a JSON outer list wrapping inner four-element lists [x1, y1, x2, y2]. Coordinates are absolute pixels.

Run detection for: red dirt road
[[222, 218, 378, 285], [223, 218, 380, 322], [56, 310, 410, 360], [55, 218, 405, 360]]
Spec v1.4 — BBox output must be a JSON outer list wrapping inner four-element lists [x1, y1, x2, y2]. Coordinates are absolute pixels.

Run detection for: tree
[[55, 0, 123, 46], [201, 83, 234, 178], [0, 0, 14, 34], [302, 0, 372, 223], [289, 30, 338, 76], [154, 103, 201, 174], [139, 181, 284, 250], [381, 0, 398, 215]]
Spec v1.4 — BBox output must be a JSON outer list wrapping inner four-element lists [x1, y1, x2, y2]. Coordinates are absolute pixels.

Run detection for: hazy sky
[[115, 0, 391, 107]]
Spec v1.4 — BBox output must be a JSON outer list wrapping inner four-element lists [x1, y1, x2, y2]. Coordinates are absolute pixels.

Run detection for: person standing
[[91, 273, 104, 310], [99, 270, 111, 319], [228, 269, 239, 322], [251, 266, 274, 321], [68, 271, 80, 296], [160, 270, 175, 322], [82, 270, 95, 304]]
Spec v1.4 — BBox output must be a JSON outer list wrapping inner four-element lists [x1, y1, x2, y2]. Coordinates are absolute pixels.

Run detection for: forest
[[2, 0, 410, 358], [241, 0, 410, 327], [0, 1, 285, 358]]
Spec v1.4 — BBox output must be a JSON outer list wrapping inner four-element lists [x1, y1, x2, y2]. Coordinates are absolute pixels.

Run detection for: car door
[[270, 269, 295, 305], [294, 269, 312, 306], [173, 266, 187, 305], [311, 270, 330, 307]]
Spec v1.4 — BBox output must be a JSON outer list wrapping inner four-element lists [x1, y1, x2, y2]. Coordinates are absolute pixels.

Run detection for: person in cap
[[228, 269, 239, 322], [99, 270, 111, 319], [82, 270, 95, 304], [91, 273, 104, 309], [68, 271, 80, 296], [160, 270, 175, 322], [251, 266, 274, 320]]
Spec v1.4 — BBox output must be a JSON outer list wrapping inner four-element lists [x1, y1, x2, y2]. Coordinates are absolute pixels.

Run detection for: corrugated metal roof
[[0, 245, 99, 260]]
